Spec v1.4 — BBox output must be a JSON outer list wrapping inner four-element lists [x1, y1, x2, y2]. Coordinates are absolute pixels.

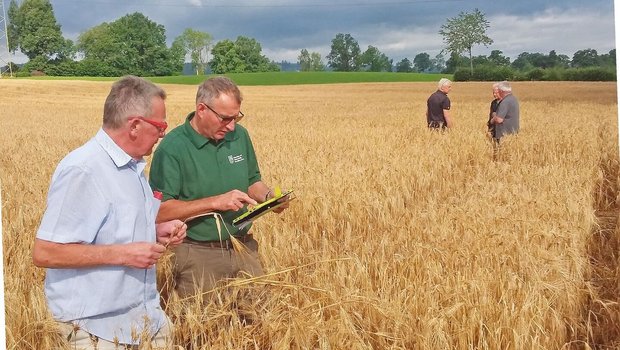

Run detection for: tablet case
[[232, 188, 294, 229]]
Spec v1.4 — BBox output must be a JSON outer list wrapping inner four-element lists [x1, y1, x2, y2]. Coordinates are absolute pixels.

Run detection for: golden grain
[[1, 79, 618, 349]]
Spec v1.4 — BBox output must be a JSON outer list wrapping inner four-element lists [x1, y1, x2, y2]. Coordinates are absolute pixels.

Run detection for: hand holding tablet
[[232, 187, 295, 229]]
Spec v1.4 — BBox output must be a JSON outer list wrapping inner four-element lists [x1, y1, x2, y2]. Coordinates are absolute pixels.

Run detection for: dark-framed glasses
[[201, 103, 244, 124]]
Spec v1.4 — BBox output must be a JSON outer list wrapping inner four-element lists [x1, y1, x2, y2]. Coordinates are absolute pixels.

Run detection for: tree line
[[4, 1, 616, 81], [6, 0, 279, 77]]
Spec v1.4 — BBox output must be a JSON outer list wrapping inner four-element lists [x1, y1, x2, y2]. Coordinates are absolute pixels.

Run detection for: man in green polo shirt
[[149, 76, 286, 298]]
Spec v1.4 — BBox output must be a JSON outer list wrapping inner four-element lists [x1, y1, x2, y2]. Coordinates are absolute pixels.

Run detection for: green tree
[[439, 8, 493, 74], [395, 58, 413, 72], [7, 0, 19, 53], [571, 49, 599, 68], [298, 49, 311, 71], [55, 39, 76, 61], [9, 0, 66, 59], [298, 49, 324, 71], [359, 45, 392, 72], [78, 23, 118, 64], [510, 51, 569, 71], [210, 36, 277, 73], [471, 55, 489, 66], [326, 33, 361, 72], [21, 55, 49, 72], [511, 52, 533, 71], [173, 28, 213, 75], [599, 49, 616, 67], [430, 53, 446, 73], [413, 52, 431, 72], [553, 52, 570, 68], [234, 36, 273, 72], [169, 37, 187, 73], [210, 39, 244, 73], [444, 52, 468, 73], [488, 50, 510, 66], [77, 12, 181, 76], [528, 52, 551, 68], [309, 52, 324, 71]]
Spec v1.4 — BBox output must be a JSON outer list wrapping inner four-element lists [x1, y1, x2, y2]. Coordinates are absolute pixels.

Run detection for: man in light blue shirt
[[33, 76, 187, 349]]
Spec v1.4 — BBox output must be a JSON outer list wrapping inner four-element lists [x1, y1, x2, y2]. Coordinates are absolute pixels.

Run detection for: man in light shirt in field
[[32, 76, 187, 349], [149, 76, 288, 300]]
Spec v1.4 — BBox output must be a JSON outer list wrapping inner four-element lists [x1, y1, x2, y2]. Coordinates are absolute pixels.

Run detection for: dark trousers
[[428, 121, 446, 130]]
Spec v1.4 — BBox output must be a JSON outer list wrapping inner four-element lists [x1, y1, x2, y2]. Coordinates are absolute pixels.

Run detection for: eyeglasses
[[201, 103, 244, 124], [131, 116, 168, 134]]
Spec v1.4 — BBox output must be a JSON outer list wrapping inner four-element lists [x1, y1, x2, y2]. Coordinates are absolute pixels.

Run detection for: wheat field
[[1, 79, 618, 349]]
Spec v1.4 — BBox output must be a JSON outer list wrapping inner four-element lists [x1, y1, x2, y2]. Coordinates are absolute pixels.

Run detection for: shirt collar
[[95, 128, 145, 171], [183, 111, 239, 149]]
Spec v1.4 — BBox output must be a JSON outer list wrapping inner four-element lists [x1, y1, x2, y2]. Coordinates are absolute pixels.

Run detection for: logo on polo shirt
[[228, 154, 245, 164]]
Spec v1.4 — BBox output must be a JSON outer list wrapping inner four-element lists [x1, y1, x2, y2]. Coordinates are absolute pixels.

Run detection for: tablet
[[232, 189, 295, 229]]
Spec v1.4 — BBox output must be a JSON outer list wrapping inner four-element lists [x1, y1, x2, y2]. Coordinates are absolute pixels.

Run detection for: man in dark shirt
[[426, 78, 453, 129]]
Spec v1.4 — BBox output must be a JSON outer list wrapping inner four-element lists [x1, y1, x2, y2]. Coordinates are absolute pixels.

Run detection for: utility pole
[[0, 0, 14, 77]]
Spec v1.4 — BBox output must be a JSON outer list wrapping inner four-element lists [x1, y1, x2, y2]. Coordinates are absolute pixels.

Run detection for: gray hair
[[103, 75, 166, 129], [196, 76, 243, 105], [438, 78, 452, 90], [497, 81, 512, 92]]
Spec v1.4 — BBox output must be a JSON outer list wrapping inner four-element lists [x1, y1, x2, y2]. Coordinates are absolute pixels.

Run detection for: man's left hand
[[156, 219, 187, 247], [271, 190, 292, 214]]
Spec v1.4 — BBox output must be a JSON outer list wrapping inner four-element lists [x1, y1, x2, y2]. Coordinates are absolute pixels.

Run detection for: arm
[[32, 165, 165, 268], [248, 181, 290, 213], [492, 112, 504, 124], [443, 109, 453, 128], [493, 95, 508, 124], [155, 219, 187, 247], [32, 238, 165, 269], [248, 180, 272, 203], [156, 190, 257, 223]]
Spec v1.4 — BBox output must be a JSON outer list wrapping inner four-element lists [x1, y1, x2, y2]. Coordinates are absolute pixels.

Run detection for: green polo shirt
[[149, 112, 261, 241]]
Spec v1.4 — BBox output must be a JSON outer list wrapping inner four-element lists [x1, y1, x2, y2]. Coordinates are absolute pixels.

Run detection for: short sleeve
[[244, 133, 262, 186], [149, 148, 182, 201], [36, 166, 109, 244], [442, 96, 451, 110], [497, 99, 512, 119]]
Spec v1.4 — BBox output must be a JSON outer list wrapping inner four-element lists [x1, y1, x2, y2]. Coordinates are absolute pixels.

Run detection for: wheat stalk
[[179, 212, 251, 256]]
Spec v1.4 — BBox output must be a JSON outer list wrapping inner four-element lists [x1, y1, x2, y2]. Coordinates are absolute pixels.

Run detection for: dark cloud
[[40, 0, 618, 63]]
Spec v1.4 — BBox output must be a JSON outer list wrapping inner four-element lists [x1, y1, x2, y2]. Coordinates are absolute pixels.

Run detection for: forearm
[[33, 238, 125, 268], [156, 197, 219, 223], [443, 110, 453, 128]]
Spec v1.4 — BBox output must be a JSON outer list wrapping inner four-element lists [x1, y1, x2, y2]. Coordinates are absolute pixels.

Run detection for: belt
[[184, 234, 253, 249]]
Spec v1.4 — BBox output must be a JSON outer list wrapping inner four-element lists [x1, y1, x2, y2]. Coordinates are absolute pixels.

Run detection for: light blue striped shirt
[[36, 129, 165, 345]]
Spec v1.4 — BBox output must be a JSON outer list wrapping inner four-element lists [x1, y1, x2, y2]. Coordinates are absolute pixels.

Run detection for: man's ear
[[196, 103, 206, 114], [128, 118, 140, 137]]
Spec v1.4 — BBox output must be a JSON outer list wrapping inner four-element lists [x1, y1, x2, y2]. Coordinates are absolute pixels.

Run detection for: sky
[[3, 0, 618, 64]]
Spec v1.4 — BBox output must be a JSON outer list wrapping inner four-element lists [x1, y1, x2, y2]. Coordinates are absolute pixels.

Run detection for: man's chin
[[214, 132, 227, 140]]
